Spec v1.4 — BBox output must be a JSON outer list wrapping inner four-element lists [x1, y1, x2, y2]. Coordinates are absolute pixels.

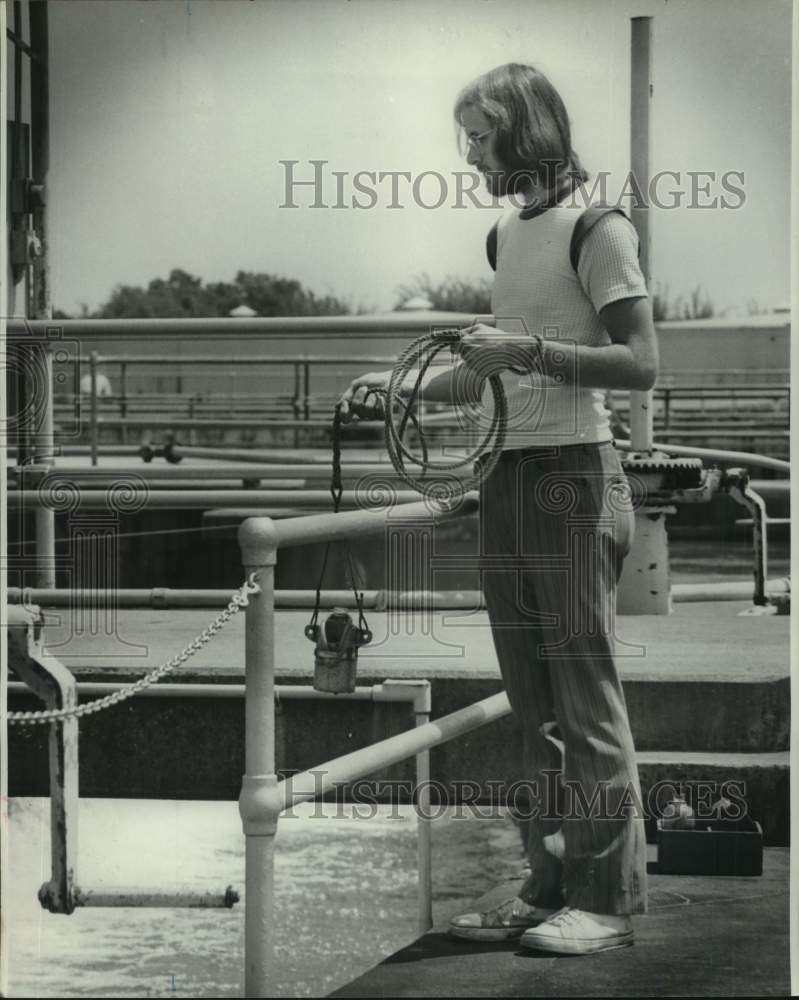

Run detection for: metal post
[[34, 344, 57, 587], [28, 1, 56, 588], [73, 354, 81, 429], [89, 350, 99, 466], [9, 606, 79, 914], [238, 518, 281, 1000], [415, 695, 433, 934], [630, 16, 654, 452], [726, 473, 769, 608], [120, 360, 128, 420], [303, 361, 311, 421], [29, 0, 50, 320]]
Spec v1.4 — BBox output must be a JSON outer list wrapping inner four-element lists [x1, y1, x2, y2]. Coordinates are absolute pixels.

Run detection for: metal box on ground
[[657, 816, 763, 876]]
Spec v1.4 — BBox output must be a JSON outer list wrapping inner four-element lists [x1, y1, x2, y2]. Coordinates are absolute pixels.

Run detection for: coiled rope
[[376, 327, 514, 500]]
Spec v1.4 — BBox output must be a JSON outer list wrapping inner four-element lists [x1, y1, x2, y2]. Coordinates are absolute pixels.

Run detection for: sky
[[21, 0, 794, 316]]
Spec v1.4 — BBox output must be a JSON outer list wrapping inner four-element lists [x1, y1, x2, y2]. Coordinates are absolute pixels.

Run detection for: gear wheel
[[621, 454, 704, 490]]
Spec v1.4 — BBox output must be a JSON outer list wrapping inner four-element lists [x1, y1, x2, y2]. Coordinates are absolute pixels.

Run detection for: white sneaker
[[520, 907, 634, 955]]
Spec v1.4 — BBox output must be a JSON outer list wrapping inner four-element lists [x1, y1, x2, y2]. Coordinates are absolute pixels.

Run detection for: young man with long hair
[[340, 63, 657, 955]]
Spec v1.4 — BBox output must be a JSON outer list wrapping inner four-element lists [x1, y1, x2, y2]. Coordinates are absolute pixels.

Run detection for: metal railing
[[8, 312, 785, 460], [10, 491, 522, 999], [233, 498, 507, 997]]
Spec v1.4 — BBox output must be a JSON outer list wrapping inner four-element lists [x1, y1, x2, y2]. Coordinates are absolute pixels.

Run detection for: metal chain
[[7, 575, 261, 726]]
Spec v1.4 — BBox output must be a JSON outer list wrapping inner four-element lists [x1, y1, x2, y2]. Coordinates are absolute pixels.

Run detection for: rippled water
[[8, 797, 523, 998]]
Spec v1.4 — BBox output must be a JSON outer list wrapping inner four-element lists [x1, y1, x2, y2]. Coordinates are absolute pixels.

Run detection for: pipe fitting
[[238, 517, 279, 569], [38, 878, 77, 915], [239, 773, 282, 836], [375, 679, 432, 716]]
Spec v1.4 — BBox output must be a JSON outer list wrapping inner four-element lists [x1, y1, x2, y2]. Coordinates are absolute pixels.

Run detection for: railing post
[[119, 360, 128, 421], [9, 605, 79, 914], [414, 688, 433, 934], [34, 342, 57, 587], [89, 349, 99, 466], [726, 471, 769, 608], [237, 517, 282, 1000]]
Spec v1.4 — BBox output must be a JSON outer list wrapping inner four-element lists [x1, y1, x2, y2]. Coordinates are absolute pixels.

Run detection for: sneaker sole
[[520, 932, 634, 955], [448, 923, 535, 942]]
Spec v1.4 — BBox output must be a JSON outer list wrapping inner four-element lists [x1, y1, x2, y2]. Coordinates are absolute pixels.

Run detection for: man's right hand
[[338, 370, 394, 422]]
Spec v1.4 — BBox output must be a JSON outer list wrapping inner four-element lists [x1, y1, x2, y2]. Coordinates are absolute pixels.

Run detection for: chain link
[[8, 575, 261, 726]]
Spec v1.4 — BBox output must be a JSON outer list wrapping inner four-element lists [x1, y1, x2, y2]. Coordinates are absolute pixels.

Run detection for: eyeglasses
[[464, 128, 494, 151]]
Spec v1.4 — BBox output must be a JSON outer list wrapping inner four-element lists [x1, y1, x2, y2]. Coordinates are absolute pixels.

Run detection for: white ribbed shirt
[[474, 191, 648, 449]]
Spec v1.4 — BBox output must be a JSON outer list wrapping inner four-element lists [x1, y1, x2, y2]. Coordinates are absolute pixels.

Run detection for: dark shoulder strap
[[486, 220, 499, 272], [569, 205, 634, 272]]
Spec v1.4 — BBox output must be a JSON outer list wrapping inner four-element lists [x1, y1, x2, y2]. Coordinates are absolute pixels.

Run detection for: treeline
[[54, 269, 357, 320], [54, 267, 738, 321]]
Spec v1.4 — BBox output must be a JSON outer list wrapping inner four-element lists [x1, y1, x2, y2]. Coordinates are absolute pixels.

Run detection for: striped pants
[[479, 441, 648, 915]]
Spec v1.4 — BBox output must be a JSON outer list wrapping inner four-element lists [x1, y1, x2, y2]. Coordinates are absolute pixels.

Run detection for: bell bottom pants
[[479, 441, 648, 915]]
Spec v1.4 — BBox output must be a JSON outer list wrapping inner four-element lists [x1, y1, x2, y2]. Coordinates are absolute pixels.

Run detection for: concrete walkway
[[35, 600, 789, 684], [335, 847, 790, 998]]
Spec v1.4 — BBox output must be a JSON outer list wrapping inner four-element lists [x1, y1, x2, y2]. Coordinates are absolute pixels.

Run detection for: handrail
[[8, 315, 477, 339], [7, 578, 790, 610], [234, 510, 475, 996], [7, 489, 438, 509], [64, 353, 402, 366], [278, 691, 511, 812], [272, 495, 479, 548]]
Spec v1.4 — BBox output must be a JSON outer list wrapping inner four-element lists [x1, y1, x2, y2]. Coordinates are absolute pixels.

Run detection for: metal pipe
[[6, 587, 382, 608], [120, 360, 128, 420], [73, 416, 334, 430], [726, 477, 770, 606], [615, 438, 790, 473], [8, 679, 433, 703], [89, 353, 397, 366], [416, 711, 433, 934], [169, 446, 330, 464], [279, 691, 512, 811], [33, 346, 57, 588], [8, 489, 435, 509], [8, 315, 479, 339], [89, 350, 99, 466], [9, 465, 309, 482], [274, 494, 480, 549], [9, 578, 787, 610], [237, 519, 280, 999], [8, 444, 144, 457], [75, 888, 239, 909], [671, 578, 790, 603], [630, 16, 654, 452], [29, 0, 49, 318], [22, 2, 55, 603]]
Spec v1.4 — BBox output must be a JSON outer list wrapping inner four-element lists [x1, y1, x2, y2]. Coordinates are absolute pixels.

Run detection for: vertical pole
[[30, 1, 55, 587], [416, 716, 433, 934], [120, 361, 128, 419], [630, 16, 654, 453], [73, 355, 81, 430], [303, 362, 310, 422], [33, 344, 56, 586], [89, 350, 99, 466], [30, 0, 50, 321], [238, 518, 280, 1000], [1, 3, 9, 988]]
